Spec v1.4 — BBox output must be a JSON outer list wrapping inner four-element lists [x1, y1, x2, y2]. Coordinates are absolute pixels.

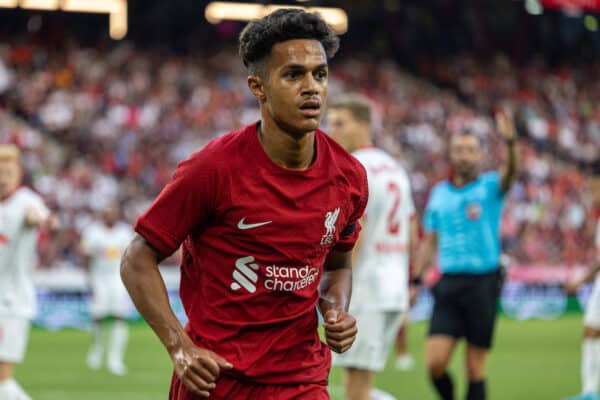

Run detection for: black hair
[[239, 9, 340, 76]]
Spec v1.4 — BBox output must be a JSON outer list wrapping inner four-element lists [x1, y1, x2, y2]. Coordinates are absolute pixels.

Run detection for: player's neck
[[452, 172, 478, 188], [257, 121, 316, 171], [0, 186, 19, 202]]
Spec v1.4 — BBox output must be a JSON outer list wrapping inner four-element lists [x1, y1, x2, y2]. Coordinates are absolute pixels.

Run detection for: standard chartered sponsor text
[[264, 264, 319, 291]]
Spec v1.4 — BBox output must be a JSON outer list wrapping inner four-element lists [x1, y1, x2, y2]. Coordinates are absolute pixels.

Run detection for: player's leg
[[332, 311, 387, 400], [395, 313, 414, 371], [0, 316, 32, 400], [427, 276, 463, 400], [579, 327, 600, 399], [107, 317, 129, 376], [87, 279, 108, 370], [107, 280, 130, 376], [426, 335, 457, 400], [465, 344, 488, 400], [463, 272, 499, 400], [345, 368, 374, 400]]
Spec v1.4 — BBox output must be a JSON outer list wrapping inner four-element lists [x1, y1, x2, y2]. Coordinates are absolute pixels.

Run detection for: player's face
[[326, 108, 362, 152], [450, 134, 481, 177], [102, 206, 119, 226], [0, 160, 22, 199], [262, 39, 328, 137]]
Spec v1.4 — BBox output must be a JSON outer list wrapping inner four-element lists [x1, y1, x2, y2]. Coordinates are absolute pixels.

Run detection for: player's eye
[[315, 70, 327, 80], [285, 70, 301, 79]]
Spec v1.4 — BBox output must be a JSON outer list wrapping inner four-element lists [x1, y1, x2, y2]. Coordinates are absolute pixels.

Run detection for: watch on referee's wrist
[[411, 276, 423, 286]]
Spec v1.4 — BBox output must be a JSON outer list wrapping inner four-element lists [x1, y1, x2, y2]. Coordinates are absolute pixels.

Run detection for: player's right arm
[[121, 149, 231, 398], [121, 235, 232, 398]]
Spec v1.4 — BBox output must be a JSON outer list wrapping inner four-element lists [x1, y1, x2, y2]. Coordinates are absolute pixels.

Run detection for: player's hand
[[409, 283, 420, 307], [565, 280, 582, 296], [496, 108, 516, 142], [171, 339, 233, 398], [323, 309, 357, 354]]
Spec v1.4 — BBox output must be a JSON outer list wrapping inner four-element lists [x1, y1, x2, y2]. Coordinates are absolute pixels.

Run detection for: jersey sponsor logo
[[466, 203, 482, 221], [237, 217, 272, 230], [0, 233, 8, 245], [320, 207, 340, 245], [230, 256, 319, 293], [230, 256, 260, 293]]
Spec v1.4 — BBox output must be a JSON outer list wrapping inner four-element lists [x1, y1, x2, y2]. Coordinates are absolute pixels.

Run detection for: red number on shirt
[[387, 182, 402, 235]]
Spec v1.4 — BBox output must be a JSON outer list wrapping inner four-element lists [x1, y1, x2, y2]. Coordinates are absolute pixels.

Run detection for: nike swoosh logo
[[237, 218, 272, 230]]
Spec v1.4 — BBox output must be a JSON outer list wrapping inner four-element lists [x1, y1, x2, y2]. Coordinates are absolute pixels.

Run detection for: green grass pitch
[[17, 316, 581, 399]]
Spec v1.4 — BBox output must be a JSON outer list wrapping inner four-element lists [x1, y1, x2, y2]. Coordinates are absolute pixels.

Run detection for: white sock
[[582, 338, 600, 393], [0, 379, 32, 400], [0, 379, 13, 399], [91, 322, 103, 350], [108, 320, 129, 366]]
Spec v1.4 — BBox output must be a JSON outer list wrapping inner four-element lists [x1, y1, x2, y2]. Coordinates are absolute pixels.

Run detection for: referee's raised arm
[[496, 109, 519, 194]]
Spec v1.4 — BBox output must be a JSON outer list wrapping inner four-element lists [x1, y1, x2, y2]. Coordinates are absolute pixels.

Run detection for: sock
[[466, 380, 485, 400], [91, 321, 103, 349], [582, 338, 600, 393], [0, 379, 12, 398], [11, 380, 32, 400], [0, 379, 32, 400], [432, 373, 454, 400], [108, 320, 129, 366]]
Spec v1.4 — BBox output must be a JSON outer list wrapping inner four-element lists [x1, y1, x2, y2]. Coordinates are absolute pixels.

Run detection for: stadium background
[[1, 0, 600, 398]]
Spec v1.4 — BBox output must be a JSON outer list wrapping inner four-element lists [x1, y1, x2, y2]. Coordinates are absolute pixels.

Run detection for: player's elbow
[[120, 234, 159, 286]]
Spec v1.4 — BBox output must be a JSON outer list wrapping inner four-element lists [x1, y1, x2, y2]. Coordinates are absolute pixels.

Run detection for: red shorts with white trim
[[169, 372, 329, 400]]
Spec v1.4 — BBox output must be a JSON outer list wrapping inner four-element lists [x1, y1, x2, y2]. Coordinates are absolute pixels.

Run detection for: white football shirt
[[81, 221, 133, 279], [351, 147, 415, 312], [0, 187, 49, 319]]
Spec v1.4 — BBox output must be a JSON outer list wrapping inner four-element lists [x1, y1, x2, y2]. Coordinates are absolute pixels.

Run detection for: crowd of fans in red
[[0, 43, 597, 268]]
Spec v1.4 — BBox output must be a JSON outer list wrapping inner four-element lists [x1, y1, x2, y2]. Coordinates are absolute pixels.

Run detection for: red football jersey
[[135, 122, 368, 385]]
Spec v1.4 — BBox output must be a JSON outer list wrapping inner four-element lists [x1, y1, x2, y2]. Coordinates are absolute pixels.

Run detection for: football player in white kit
[[328, 94, 418, 400], [565, 173, 600, 400], [80, 204, 133, 376], [0, 144, 54, 400]]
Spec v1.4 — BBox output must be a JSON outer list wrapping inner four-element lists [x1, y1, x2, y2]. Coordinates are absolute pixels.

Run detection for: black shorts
[[428, 269, 503, 349]]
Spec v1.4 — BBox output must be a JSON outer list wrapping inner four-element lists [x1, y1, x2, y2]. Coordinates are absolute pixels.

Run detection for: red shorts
[[169, 373, 330, 400]]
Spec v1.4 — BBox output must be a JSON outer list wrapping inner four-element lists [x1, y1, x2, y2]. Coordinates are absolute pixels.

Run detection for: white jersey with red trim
[[0, 187, 49, 319], [351, 147, 415, 311]]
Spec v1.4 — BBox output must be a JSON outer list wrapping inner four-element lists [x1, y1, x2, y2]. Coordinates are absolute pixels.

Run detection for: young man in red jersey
[[121, 9, 368, 400]]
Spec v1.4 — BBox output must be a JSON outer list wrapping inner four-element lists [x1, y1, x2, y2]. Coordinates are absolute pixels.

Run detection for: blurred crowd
[[0, 42, 598, 268]]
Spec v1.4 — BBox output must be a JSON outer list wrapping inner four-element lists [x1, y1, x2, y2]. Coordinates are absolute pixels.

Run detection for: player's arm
[[121, 234, 232, 398], [351, 217, 365, 267], [411, 231, 438, 285], [408, 216, 420, 305], [566, 261, 600, 295], [497, 109, 519, 194], [319, 249, 357, 354]]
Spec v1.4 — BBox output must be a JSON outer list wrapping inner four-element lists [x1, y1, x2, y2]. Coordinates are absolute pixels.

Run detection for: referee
[[412, 110, 518, 400]]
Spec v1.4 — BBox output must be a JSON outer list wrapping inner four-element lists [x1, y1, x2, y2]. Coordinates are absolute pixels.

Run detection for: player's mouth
[[299, 100, 321, 118]]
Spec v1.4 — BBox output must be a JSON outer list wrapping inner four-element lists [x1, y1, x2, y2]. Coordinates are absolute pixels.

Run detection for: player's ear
[[248, 75, 266, 103]]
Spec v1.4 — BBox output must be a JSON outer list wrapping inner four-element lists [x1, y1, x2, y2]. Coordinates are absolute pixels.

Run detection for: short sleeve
[[135, 151, 217, 257], [423, 189, 438, 233], [26, 190, 50, 221], [333, 164, 369, 252], [485, 171, 503, 198], [80, 225, 97, 255]]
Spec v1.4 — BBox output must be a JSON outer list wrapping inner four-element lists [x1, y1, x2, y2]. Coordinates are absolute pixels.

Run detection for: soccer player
[[120, 9, 368, 400], [564, 172, 600, 400], [327, 94, 418, 400], [81, 204, 133, 376], [0, 144, 54, 400], [412, 111, 518, 400]]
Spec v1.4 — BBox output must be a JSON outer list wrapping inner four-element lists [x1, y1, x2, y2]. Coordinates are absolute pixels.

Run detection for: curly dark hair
[[239, 9, 340, 75]]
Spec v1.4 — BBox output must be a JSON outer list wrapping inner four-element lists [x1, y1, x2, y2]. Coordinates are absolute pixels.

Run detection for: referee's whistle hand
[[323, 310, 358, 354], [171, 339, 233, 397]]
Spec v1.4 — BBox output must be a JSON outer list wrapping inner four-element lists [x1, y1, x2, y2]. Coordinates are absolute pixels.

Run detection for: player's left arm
[[497, 109, 519, 194], [319, 249, 357, 354], [24, 198, 60, 230]]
